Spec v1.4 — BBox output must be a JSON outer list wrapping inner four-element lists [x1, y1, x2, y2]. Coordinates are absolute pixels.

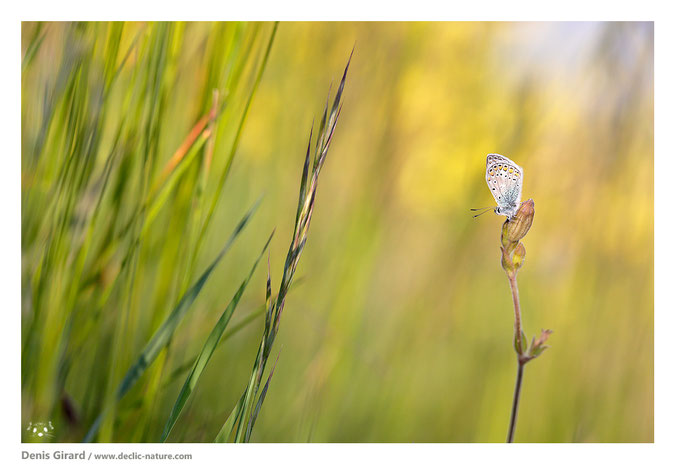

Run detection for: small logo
[[26, 421, 54, 439]]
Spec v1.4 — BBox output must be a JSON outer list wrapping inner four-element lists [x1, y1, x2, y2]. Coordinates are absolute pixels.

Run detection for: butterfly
[[472, 154, 524, 219]]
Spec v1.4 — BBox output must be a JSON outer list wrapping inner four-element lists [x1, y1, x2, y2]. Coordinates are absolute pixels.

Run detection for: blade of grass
[[82, 198, 261, 442], [244, 351, 281, 442], [193, 22, 278, 262], [140, 131, 209, 239], [160, 231, 274, 442], [154, 113, 211, 193], [214, 393, 245, 443], [234, 345, 263, 442], [158, 277, 304, 392], [140, 90, 224, 441], [21, 22, 47, 72], [79, 105, 217, 299], [176, 90, 221, 295]]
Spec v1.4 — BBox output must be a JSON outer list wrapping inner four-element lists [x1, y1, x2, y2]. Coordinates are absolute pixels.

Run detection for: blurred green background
[[21, 21, 653, 443]]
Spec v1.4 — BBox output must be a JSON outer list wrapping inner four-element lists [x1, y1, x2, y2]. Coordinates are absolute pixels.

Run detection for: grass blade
[[244, 351, 281, 442], [214, 393, 245, 443], [160, 231, 274, 442], [82, 198, 261, 442], [195, 22, 278, 259], [158, 277, 305, 392], [21, 22, 47, 72]]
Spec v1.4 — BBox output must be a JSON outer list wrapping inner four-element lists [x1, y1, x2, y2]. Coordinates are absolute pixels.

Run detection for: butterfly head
[[495, 204, 518, 219]]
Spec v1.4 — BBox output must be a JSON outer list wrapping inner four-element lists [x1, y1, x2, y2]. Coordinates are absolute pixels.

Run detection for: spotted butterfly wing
[[485, 153, 523, 218]]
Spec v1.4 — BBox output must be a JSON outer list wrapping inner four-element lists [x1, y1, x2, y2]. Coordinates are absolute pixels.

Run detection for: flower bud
[[505, 199, 534, 243]]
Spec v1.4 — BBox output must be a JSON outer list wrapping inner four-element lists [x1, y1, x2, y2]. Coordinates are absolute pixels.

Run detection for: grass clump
[[22, 22, 281, 442]]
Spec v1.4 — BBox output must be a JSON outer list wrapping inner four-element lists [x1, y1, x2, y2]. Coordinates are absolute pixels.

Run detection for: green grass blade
[[214, 393, 245, 443], [195, 22, 278, 258], [234, 344, 263, 442], [140, 131, 209, 240], [21, 23, 47, 72], [158, 277, 304, 392], [82, 198, 261, 442], [160, 231, 274, 442], [244, 351, 280, 442]]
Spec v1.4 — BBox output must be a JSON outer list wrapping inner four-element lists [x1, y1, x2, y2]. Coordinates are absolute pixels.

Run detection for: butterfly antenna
[[472, 209, 492, 218], [470, 206, 493, 218]]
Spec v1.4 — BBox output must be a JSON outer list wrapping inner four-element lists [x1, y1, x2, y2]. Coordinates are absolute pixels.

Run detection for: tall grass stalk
[[215, 51, 352, 443]]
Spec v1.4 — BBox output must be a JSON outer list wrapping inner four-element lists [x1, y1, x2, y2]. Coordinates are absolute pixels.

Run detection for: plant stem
[[507, 361, 524, 443], [508, 273, 522, 354], [506, 271, 524, 443]]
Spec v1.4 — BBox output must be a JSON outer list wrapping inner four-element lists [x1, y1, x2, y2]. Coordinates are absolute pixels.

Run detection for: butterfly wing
[[486, 153, 513, 167], [485, 154, 524, 214]]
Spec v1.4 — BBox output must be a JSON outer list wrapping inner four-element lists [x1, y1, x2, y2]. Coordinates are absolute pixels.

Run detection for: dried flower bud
[[527, 329, 553, 359], [505, 199, 534, 243]]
